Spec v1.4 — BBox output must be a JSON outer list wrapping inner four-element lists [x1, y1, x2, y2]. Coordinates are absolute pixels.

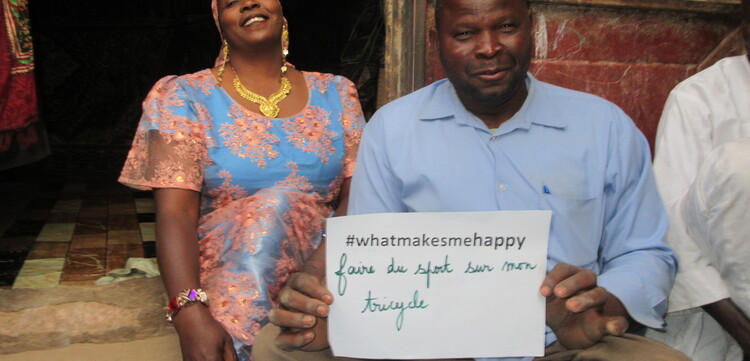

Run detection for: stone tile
[[127, 243, 145, 258], [35, 223, 75, 242], [109, 193, 134, 204], [81, 195, 108, 207], [26, 242, 70, 259], [60, 248, 106, 283], [58, 279, 97, 286], [108, 230, 143, 245], [139, 222, 156, 242], [71, 233, 107, 249], [108, 202, 135, 216], [12, 258, 65, 289], [74, 218, 108, 235], [45, 212, 78, 223], [108, 214, 139, 231], [106, 244, 128, 272], [136, 212, 156, 223], [52, 199, 82, 213], [135, 198, 155, 213], [143, 241, 157, 259], [78, 205, 108, 218]]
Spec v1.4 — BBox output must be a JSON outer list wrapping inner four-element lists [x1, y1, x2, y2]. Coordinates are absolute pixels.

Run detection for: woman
[[118, 0, 365, 360]]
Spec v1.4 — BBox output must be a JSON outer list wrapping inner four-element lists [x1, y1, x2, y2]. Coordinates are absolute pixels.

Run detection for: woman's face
[[217, 0, 284, 50]]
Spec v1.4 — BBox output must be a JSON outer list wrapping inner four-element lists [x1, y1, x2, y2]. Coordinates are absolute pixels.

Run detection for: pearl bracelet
[[165, 288, 209, 323]]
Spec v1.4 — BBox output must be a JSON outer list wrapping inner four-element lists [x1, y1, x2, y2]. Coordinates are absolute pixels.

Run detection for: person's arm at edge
[[703, 298, 750, 358], [154, 188, 237, 361]]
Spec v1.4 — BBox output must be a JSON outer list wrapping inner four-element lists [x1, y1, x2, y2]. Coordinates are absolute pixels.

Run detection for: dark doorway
[[28, 0, 383, 153]]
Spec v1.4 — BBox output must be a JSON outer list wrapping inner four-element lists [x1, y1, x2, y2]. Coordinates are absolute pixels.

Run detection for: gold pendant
[[232, 68, 292, 118], [259, 102, 280, 118]]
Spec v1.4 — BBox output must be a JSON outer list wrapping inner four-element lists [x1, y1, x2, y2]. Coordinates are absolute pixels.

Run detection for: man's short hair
[[434, 0, 531, 29]]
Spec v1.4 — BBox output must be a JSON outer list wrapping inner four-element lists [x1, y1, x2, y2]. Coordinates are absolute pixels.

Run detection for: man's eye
[[226, 0, 238, 7], [454, 31, 473, 40], [498, 24, 517, 33]]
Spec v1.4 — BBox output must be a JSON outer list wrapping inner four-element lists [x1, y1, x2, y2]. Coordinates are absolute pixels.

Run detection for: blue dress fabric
[[119, 69, 364, 357]]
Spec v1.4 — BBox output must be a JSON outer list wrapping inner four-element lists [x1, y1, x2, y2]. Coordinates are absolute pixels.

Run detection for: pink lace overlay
[[198, 187, 330, 345], [309, 72, 335, 94], [119, 69, 366, 351], [220, 105, 280, 168], [282, 107, 336, 162], [119, 75, 214, 191], [337, 77, 364, 178]]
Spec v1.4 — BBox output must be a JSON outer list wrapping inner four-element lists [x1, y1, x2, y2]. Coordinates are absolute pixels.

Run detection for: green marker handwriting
[[464, 261, 495, 273], [335, 253, 376, 296], [361, 290, 429, 331], [501, 261, 537, 272], [414, 255, 453, 288], [387, 257, 408, 274]]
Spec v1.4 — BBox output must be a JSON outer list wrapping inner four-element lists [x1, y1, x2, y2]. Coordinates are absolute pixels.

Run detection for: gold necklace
[[232, 67, 291, 118]]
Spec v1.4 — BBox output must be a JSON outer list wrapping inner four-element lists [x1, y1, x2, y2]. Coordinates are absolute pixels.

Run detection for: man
[[643, 1, 750, 359], [253, 0, 686, 360]]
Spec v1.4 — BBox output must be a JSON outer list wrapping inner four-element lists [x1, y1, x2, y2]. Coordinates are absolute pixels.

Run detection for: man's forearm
[[703, 298, 750, 356]]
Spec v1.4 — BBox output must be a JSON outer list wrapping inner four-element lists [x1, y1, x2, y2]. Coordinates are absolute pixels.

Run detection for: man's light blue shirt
[[348, 74, 677, 361]]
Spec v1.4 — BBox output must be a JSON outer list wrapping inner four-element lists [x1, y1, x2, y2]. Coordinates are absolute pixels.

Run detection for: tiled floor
[[0, 149, 156, 289]]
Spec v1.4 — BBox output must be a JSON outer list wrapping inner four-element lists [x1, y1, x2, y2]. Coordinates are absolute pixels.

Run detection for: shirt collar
[[419, 73, 568, 131]]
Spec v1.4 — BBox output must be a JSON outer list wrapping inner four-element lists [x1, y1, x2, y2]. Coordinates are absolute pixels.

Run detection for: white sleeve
[[652, 87, 730, 312]]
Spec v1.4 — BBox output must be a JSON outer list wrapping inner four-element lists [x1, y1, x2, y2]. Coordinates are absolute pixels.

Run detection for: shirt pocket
[[538, 191, 602, 268]]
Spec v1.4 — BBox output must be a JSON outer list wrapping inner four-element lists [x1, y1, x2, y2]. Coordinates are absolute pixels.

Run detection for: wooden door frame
[[380, 0, 428, 106]]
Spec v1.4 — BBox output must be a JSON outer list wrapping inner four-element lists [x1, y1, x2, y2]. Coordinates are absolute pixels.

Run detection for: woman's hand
[[173, 305, 238, 361]]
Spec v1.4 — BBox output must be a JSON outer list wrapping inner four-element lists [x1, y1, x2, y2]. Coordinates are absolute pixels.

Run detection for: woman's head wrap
[[211, 0, 289, 67]]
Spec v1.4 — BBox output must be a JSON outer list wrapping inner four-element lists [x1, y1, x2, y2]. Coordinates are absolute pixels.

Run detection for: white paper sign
[[326, 211, 552, 359]]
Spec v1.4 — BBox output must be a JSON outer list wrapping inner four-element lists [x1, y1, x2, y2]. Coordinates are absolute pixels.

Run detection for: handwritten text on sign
[[326, 211, 551, 359]]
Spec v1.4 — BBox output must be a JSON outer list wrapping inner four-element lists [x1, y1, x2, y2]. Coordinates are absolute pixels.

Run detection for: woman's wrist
[[165, 288, 209, 323]]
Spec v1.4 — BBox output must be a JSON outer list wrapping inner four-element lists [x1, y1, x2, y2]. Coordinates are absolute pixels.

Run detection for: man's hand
[[268, 272, 334, 351], [541, 263, 630, 350]]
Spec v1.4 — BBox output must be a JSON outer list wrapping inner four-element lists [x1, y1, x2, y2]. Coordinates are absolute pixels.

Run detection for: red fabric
[[0, 0, 39, 152]]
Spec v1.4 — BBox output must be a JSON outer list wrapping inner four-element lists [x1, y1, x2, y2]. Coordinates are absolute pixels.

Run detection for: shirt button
[[490, 135, 500, 141], [498, 184, 508, 192]]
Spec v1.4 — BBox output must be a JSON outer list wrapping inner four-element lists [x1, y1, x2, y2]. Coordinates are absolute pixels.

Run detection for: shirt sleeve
[[682, 139, 750, 317], [335, 76, 365, 179], [652, 88, 729, 311], [347, 111, 407, 214], [595, 106, 677, 329], [118, 76, 207, 192]]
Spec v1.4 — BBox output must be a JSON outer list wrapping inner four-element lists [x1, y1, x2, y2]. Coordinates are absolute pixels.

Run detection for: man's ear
[[429, 27, 439, 50]]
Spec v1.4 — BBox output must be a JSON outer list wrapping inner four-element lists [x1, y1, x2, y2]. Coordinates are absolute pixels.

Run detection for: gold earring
[[218, 40, 229, 86], [281, 24, 289, 74]]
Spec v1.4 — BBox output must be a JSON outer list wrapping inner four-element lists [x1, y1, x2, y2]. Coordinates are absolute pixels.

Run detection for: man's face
[[434, 0, 532, 108]]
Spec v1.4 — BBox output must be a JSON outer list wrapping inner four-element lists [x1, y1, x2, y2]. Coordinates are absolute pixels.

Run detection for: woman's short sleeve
[[118, 76, 209, 191], [335, 76, 365, 178]]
